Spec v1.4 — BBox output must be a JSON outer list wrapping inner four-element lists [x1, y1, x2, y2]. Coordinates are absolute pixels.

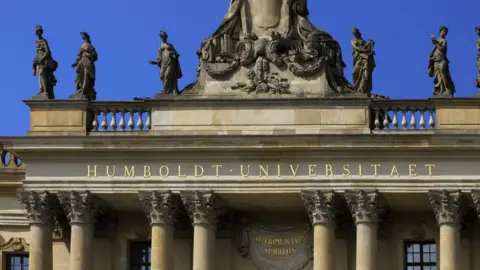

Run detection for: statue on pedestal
[[183, 0, 356, 97], [70, 32, 98, 101], [32, 25, 58, 100], [149, 31, 183, 96], [475, 26, 480, 92], [429, 26, 455, 97], [351, 28, 376, 95]]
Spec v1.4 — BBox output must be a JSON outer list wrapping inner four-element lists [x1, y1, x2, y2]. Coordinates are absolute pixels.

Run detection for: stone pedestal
[[429, 190, 462, 270], [301, 191, 336, 270], [181, 191, 220, 270], [139, 191, 177, 270], [345, 190, 381, 270]]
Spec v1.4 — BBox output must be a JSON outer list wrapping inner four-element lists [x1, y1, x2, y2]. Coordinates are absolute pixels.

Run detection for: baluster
[[428, 109, 435, 129], [146, 110, 152, 130], [410, 109, 417, 130], [419, 109, 426, 129], [119, 111, 126, 131], [392, 109, 399, 129], [137, 111, 144, 130], [92, 111, 99, 132], [101, 110, 108, 131], [401, 109, 408, 129], [110, 110, 118, 131], [374, 108, 381, 130], [382, 108, 390, 129], [128, 110, 135, 131]]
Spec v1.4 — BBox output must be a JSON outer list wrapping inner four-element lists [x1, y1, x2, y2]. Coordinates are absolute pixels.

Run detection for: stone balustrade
[[371, 100, 437, 131], [88, 102, 152, 132]]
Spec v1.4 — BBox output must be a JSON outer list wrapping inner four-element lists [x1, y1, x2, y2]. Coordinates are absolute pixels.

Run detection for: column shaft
[[29, 223, 53, 270], [151, 224, 174, 270], [69, 223, 94, 270], [193, 224, 215, 270], [313, 224, 335, 270], [439, 223, 459, 270], [356, 223, 377, 270]]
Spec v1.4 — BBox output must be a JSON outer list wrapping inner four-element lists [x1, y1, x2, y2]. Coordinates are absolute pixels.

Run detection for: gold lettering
[[289, 165, 300, 176], [358, 164, 363, 176], [87, 165, 97, 178], [308, 165, 317, 177], [390, 165, 399, 177], [125, 166, 135, 178], [425, 164, 435, 176], [178, 165, 187, 177], [409, 164, 417, 177], [259, 165, 269, 177], [143, 166, 151, 178], [342, 164, 351, 177], [106, 165, 116, 178], [277, 165, 281, 177], [371, 164, 380, 177], [159, 166, 170, 177], [212, 165, 223, 177], [194, 165, 204, 177], [325, 164, 334, 177], [240, 165, 250, 177]]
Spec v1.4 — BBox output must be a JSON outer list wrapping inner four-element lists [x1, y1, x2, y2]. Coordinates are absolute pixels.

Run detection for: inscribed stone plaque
[[237, 223, 312, 270]]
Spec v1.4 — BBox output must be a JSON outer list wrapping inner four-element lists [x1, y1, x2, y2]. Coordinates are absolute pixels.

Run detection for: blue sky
[[1, 0, 479, 136]]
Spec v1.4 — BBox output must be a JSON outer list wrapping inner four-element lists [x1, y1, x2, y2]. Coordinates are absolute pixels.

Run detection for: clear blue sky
[[1, 0, 479, 136]]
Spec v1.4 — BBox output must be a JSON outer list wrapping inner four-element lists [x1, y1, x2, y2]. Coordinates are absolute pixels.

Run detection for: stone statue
[[351, 28, 376, 95], [70, 32, 98, 101], [32, 25, 58, 100], [183, 0, 356, 97], [149, 31, 183, 96], [428, 26, 455, 97], [476, 26, 480, 91]]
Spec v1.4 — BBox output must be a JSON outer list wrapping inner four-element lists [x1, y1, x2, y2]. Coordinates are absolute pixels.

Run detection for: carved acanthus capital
[[345, 190, 381, 225], [58, 191, 105, 225], [138, 191, 177, 226], [471, 190, 480, 220], [428, 190, 463, 226], [17, 190, 57, 226], [180, 191, 222, 230], [301, 190, 336, 226]]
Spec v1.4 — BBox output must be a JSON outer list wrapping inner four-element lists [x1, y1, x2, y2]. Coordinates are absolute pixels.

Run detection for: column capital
[[345, 190, 381, 225], [17, 190, 57, 226], [180, 191, 221, 230], [58, 191, 105, 225], [429, 190, 463, 226], [471, 190, 480, 220], [301, 190, 336, 226], [138, 191, 177, 226]]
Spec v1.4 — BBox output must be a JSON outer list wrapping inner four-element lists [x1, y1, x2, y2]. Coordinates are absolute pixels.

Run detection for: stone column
[[138, 191, 176, 270], [345, 190, 381, 270], [59, 191, 103, 270], [181, 191, 221, 270], [429, 190, 462, 270], [301, 191, 336, 270], [17, 190, 57, 270]]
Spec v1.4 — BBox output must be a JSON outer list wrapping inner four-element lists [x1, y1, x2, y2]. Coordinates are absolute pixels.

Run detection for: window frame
[[2, 252, 29, 270], [404, 240, 437, 270], [129, 241, 151, 270]]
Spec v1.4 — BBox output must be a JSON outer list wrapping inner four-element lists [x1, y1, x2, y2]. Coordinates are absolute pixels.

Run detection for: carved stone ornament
[[180, 191, 221, 229], [300, 190, 336, 226], [345, 190, 381, 225], [470, 190, 480, 221], [0, 237, 30, 252], [32, 25, 58, 100], [69, 32, 98, 101], [17, 190, 57, 226], [138, 191, 177, 226], [183, 0, 357, 96], [475, 26, 480, 92], [428, 190, 462, 226], [58, 191, 105, 225], [351, 27, 376, 95], [428, 26, 455, 97]]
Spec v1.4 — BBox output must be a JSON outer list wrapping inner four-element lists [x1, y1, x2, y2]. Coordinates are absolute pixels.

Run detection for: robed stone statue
[[476, 26, 480, 91], [351, 27, 376, 95], [32, 25, 58, 100], [428, 26, 455, 97], [70, 32, 98, 101]]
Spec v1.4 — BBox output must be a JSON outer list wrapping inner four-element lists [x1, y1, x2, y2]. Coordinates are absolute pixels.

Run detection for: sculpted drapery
[[150, 31, 183, 95], [428, 26, 455, 97], [32, 25, 58, 99], [71, 32, 98, 101]]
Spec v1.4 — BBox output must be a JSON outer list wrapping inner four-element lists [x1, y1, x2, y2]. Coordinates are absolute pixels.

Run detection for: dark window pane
[[130, 242, 151, 269]]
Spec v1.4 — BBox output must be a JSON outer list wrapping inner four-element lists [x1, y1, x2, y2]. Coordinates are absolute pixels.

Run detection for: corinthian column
[[301, 190, 336, 270], [59, 191, 103, 270], [17, 190, 56, 270], [429, 190, 462, 270], [345, 190, 381, 270], [181, 191, 221, 270], [139, 191, 176, 270]]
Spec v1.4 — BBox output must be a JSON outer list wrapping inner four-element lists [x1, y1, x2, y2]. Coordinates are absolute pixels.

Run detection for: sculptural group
[[30, 5, 480, 100]]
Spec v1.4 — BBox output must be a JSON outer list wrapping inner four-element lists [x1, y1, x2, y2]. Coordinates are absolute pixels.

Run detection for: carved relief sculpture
[[0, 238, 30, 252], [32, 25, 58, 100], [149, 31, 183, 96], [429, 26, 455, 97], [476, 26, 480, 92], [351, 28, 376, 95], [183, 0, 355, 96], [70, 32, 98, 101]]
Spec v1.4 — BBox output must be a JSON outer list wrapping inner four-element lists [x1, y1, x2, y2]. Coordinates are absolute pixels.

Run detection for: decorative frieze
[[0, 237, 29, 252], [428, 190, 463, 226], [345, 190, 381, 225], [301, 190, 336, 226], [17, 190, 57, 226], [180, 191, 221, 229], [138, 191, 177, 226], [58, 191, 105, 225]]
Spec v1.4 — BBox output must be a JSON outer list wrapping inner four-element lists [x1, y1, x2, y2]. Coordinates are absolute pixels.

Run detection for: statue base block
[[32, 91, 53, 100]]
